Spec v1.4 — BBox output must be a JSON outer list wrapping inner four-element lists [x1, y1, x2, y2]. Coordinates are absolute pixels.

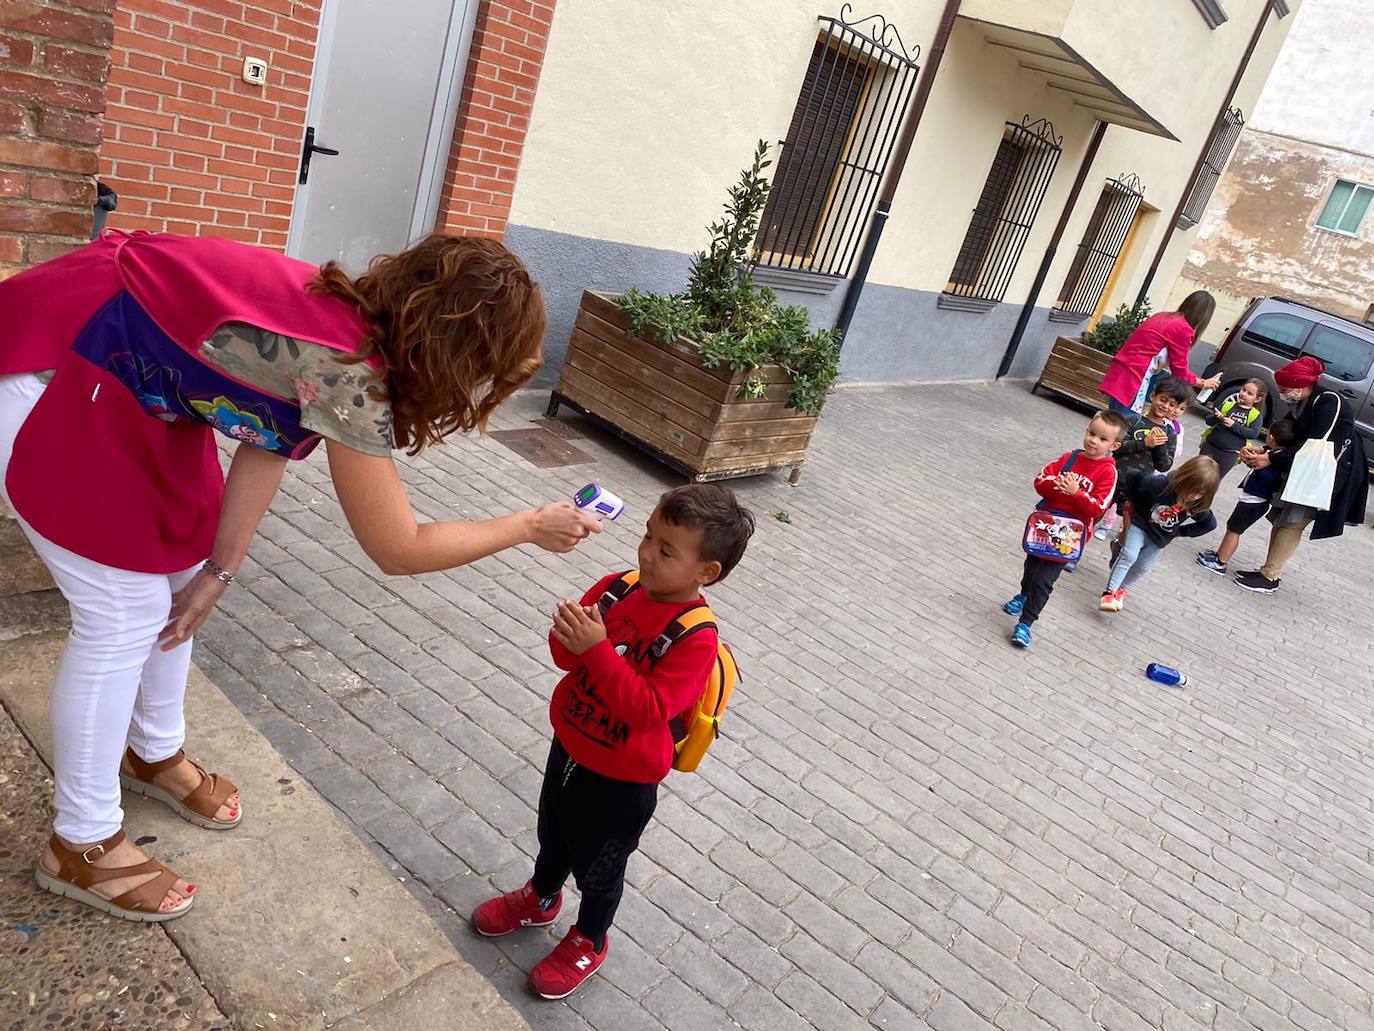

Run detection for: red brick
[[36, 106, 102, 144], [0, 4, 115, 48], [132, 14, 172, 39], [0, 137, 98, 173], [0, 69, 105, 111], [0, 170, 25, 196], [0, 234, 24, 262], [31, 174, 94, 204], [0, 205, 92, 235], [0, 100, 24, 132], [44, 44, 110, 82], [27, 236, 88, 263], [104, 102, 175, 130], [0, 33, 36, 65]]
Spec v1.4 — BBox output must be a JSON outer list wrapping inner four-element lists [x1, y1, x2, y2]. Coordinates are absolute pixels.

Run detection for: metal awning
[[960, 16, 1178, 141]]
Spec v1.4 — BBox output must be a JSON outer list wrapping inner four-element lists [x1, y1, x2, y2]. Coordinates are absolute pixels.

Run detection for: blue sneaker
[[1063, 561, 1078, 573], [1011, 623, 1032, 648], [1002, 594, 1026, 616]]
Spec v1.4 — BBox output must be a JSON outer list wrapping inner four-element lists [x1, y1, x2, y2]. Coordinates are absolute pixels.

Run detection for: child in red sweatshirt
[[471, 484, 755, 1000], [1002, 410, 1128, 648]]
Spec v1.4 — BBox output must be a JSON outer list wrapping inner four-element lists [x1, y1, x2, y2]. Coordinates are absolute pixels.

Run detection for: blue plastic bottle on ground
[[1146, 663, 1189, 688]]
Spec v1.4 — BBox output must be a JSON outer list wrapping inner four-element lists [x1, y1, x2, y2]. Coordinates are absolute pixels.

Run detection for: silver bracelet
[[202, 559, 235, 586]]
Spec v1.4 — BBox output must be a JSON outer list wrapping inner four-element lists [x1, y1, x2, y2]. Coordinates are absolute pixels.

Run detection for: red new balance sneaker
[[471, 881, 562, 937], [528, 927, 609, 999]]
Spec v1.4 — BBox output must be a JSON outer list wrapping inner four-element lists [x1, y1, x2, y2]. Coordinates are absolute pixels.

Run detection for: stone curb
[[0, 631, 528, 1031]]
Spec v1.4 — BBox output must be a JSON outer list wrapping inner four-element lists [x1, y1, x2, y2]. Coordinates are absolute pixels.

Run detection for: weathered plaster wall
[[1172, 130, 1374, 327]]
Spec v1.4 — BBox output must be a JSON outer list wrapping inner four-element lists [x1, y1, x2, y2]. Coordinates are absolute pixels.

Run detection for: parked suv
[[1199, 296, 1374, 469]]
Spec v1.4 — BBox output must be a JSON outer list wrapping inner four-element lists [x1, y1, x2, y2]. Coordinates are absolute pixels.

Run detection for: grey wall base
[[505, 224, 1064, 388]]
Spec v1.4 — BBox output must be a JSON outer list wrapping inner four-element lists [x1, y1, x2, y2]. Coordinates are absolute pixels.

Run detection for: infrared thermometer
[[573, 483, 625, 520]]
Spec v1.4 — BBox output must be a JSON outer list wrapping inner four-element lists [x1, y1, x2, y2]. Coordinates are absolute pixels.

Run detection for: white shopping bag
[[1281, 393, 1339, 509]]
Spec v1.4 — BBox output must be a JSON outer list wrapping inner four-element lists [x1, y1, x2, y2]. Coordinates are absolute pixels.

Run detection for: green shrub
[[1082, 300, 1152, 356], [618, 141, 840, 415]]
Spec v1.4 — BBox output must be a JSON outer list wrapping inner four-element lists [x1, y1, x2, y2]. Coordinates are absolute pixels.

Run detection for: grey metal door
[[287, 0, 477, 270]]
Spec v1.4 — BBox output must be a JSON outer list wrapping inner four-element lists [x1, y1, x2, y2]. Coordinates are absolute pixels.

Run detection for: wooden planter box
[[547, 291, 817, 483], [1032, 336, 1114, 410]]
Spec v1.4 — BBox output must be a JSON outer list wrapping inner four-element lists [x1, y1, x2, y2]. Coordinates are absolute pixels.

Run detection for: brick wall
[[100, 0, 322, 247], [439, 0, 555, 239], [0, 0, 115, 276]]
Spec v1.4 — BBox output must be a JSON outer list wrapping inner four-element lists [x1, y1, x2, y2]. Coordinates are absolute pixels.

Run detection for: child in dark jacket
[[1002, 409, 1128, 648], [1198, 378, 1266, 483], [1100, 456, 1220, 611], [470, 484, 754, 1001], [1196, 419, 1295, 576], [1094, 376, 1191, 540]]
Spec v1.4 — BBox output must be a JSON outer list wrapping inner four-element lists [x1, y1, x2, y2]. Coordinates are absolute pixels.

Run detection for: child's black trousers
[[1019, 555, 1066, 626], [531, 737, 658, 944]]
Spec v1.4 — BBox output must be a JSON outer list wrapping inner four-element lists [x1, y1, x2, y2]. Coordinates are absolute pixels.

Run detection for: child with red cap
[[1232, 356, 1368, 592]]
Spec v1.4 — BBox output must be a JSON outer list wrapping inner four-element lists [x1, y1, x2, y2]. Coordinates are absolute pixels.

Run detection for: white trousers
[[0, 373, 198, 843]]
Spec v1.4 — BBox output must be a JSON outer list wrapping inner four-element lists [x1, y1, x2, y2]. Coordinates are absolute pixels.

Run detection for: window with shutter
[[943, 118, 1063, 305], [1055, 175, 1145, 317], [1177, 107, 1244, 229], [755, 9, 920, 279]]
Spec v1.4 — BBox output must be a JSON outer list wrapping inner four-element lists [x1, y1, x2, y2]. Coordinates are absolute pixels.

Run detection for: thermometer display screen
[[575, 484, 600, 505]]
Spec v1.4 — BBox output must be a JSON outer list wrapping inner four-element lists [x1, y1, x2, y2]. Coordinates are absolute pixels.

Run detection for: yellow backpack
[[597, 570, 737, 773]]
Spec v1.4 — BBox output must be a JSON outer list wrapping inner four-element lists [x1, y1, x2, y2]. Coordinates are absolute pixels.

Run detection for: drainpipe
[[1136, 0, 1276, 305], [833, 0, 963, 342], [995, 119, 1107, 379]]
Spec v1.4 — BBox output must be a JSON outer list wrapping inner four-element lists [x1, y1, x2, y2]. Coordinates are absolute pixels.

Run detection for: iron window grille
[[1055, 174, 1146, 318], [756, 5, 920, 279], [1177, 107, 1244, 229], [944, 117, 1063, 306]]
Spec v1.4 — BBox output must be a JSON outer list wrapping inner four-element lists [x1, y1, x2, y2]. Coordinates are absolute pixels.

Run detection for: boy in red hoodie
[[1002, 410, 1128, 648], [471, 484, 755, 999]]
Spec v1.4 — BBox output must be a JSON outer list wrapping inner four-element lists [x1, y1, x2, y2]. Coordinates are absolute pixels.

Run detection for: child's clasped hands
[[552, 599, 607, 655]]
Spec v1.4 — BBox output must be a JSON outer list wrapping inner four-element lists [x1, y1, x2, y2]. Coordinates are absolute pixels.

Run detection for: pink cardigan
[[0, 232, 370, 572], [1098, 312, 1199, 407]]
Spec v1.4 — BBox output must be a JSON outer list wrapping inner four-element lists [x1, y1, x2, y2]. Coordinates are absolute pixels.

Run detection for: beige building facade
[[507, 0, 1300, 385], [1170, 0, 1374, 336]]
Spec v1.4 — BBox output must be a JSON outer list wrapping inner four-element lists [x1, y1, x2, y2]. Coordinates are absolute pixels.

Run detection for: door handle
[[298, 125, 340, 184]]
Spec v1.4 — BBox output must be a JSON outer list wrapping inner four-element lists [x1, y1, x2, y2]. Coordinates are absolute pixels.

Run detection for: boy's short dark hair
[[1269, 418, 1295, 447], [1093, 409, 1131, 442], [657, 484, 755, 583], [1152, 375, 1192, 403]]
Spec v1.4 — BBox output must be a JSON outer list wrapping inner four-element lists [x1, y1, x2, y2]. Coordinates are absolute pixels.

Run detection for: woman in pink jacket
[[0, 232, 601, 922], [1098, 291, 1222, 414]]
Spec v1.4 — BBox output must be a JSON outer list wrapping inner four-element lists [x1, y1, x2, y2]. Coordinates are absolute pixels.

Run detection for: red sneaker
[[471, 881, 561, 937], [528, 927, 608, 999]]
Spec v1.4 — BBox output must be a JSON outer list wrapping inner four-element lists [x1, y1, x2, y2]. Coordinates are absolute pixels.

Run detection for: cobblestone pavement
[[195, 381, 1374, 1031]]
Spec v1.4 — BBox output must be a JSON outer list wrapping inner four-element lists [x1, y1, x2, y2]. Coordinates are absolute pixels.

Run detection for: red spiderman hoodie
[[1033, 451, 1118, 535], [548, 573, 718, 783]]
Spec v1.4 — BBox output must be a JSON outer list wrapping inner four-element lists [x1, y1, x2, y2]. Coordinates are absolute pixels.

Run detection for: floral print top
[[198, 323, 394, 456]]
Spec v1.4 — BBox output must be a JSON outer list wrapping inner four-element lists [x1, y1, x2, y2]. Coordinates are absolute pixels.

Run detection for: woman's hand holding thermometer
[[573, 483, 625, 520]]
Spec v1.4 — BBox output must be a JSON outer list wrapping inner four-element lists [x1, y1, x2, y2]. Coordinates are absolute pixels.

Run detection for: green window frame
[[1315, 180, 1374, 236]]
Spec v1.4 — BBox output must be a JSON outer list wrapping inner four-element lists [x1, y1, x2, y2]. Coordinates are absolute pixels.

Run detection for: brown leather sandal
[[119, 747, 241, 830], [34, 830, 194, 922]]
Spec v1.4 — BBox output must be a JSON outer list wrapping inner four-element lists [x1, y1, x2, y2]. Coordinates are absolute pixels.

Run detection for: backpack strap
[[651, 602, 717, 662], [597, 570, 641, 617]]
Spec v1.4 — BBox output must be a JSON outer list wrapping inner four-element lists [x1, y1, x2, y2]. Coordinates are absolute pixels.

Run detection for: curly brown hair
[[313, 234, 545, 454]]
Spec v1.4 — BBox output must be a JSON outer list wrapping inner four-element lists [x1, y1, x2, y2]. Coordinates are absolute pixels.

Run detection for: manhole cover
[[490, 428, 595, 468]]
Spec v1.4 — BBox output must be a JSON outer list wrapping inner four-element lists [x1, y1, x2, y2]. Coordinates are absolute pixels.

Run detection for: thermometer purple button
[[574, 483, 625, 520]]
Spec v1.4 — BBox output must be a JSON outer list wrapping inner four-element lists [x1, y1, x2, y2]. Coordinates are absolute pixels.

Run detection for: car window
[[1305, 324, 1374, 382], [1243, 312, 1312, 356]]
